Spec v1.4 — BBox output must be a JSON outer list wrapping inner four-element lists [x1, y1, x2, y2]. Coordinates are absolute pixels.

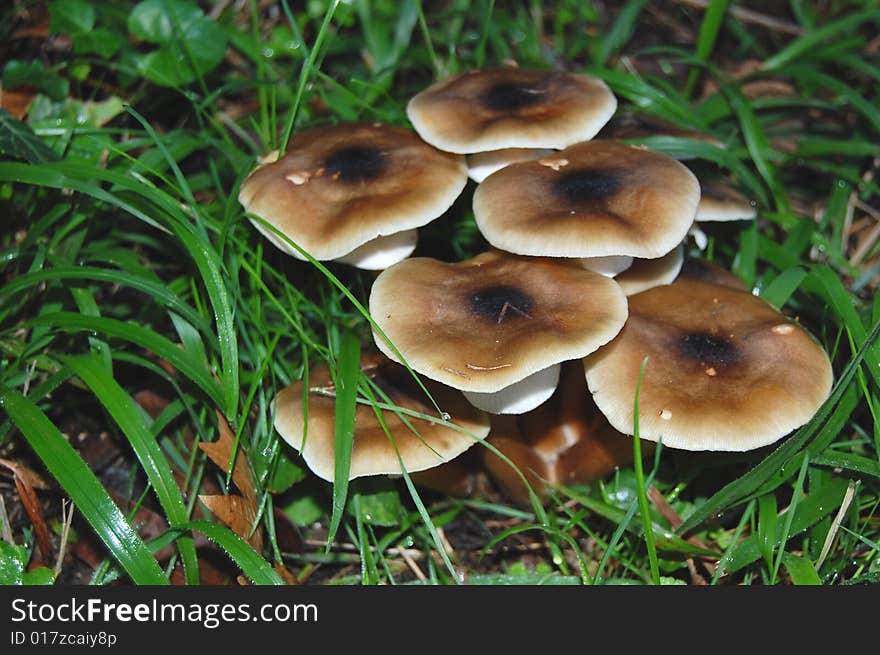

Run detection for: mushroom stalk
[[462, 363, 561, 415], [334, 229, 419, 270], [578, 255, 634, 277]]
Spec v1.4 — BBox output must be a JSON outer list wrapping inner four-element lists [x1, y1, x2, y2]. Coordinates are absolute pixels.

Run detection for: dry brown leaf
[[197, 411, 263, 552], [0, 458, 51, 563]]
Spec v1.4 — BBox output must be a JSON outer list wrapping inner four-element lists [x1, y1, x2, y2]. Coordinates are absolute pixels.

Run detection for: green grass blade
[[684, 0, 729, 97], [29, 312, 226, 410], [324, 330, 361, 549], [182, 520, 283, 585], [632, 357, 660, 584], [0, 387, 168, 585], [782, 552, 822, 585], [61, 353, 199, 585]]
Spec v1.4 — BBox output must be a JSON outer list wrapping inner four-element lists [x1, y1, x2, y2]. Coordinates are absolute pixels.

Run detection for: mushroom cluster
[[241, 65, 833, 503]]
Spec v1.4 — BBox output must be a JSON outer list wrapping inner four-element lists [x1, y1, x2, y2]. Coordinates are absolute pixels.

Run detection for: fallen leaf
[[198, 411, 263, 552], [0, 458, 51, 563]]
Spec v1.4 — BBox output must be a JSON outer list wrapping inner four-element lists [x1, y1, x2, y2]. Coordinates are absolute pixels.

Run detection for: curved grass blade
[[632, 356, 660, 584], [29, 312, 226, 410], [61, 353, 199, 584], [0, 387, 168, 585], [182, 520, 284, 585], [325, 330, 361, 550]]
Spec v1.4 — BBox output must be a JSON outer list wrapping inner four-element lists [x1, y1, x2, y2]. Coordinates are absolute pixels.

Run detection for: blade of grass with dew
[[724, 475, 849, 573], [812, 452, 880, 479], [0, 387, 168, 584], [29, 312, 225, 410], [631, 356, 660, 584], [770, 454, 811, 583], [324, 329, 361, 550], [677, 315, 880, 534], [61, 353, 200, 584], [181, 520, 283, 585], [760, 266, 807, 309], [782, 552, 822, 585]]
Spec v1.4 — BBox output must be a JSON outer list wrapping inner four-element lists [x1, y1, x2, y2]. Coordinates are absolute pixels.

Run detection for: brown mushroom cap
[[472, 140, 701, 259], [615, 244, 685, 296], [238, 122, 467, 261], [407, 67, 617, 154], [584, 278, 833, 451], [369, 250, 629, 393], [274, 355, 490, 482], [696, 181, 757, 222]]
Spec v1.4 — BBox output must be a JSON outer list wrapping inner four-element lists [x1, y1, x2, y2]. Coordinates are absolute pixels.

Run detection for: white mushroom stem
[[688, 224, 708, 251], [462, 363, 561, 415], [578, 255, 634, 277], [334, 229, 419, 270]]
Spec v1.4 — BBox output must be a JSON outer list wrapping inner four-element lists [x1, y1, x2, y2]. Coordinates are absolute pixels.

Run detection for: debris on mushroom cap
[[483, 362, 653, 505], [678, 257, 748, 291], [598, 110, 725, 157], [466, 147, 556, 183], [473, 140, 701, 259], [369, 250, 629, 401], [238, 122, 467, 263], [407, 67, 617, 154], [584, 278, 833, 451], [615, 244, 685, 295], [273, 353, 490, 482], [695, 180, 757, 222]]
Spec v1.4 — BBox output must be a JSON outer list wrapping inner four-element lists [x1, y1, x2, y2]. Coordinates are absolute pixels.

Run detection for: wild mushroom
[[688, 180, 757, 250], [482, 362, 652, 505], [584, 278, 833, 451], [615, 244, 685, 296], [472, 141, 701, 272], [369, 250, 628, 415], [238, 122, 468, 269], [407, 66, 617, 154], [273, 353, 490, 481]]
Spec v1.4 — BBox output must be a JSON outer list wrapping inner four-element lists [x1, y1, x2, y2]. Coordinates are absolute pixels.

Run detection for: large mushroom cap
[[238, 122, 467, 261], [274, 355, 490, 482], [584, 278, 833, 451], [406, 67, 617, 154], [369, 250, 629, 393], [473, 140, 701, 259]]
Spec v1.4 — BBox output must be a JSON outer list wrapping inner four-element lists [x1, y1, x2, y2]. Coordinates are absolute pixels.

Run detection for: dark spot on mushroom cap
[[324, 146, 386, 183], [553, 169, 619, 204], [469, 285, 533, 322], [481, 82, 543, 111], [678, 332, 739, 368]]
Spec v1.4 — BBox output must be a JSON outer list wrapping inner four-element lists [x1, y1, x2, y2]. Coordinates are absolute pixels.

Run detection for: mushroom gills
[[578, 255, 634, 277], [462, 363, 561, 415], [334, 229, 419, 270]]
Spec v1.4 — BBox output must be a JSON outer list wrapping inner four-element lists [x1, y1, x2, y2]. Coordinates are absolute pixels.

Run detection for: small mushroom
[[273, 354, 490, 481], [407, 67, 617, 154], [483, 362, 652, 505], [369, 250, 628, 415], [584, 278, 833, 451], [695, 180, 757, 222], [238, 122, 467, 268], [615, 244, 685, 296], [473, 140, 701, 260]]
